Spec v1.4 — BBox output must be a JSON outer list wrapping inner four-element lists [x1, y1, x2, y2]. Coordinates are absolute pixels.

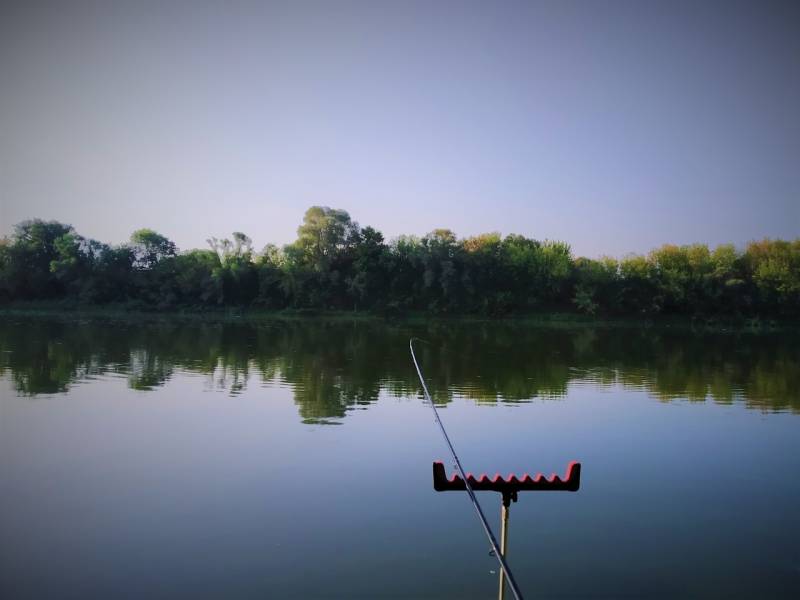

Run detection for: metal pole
[[498, 500, 510, 600]]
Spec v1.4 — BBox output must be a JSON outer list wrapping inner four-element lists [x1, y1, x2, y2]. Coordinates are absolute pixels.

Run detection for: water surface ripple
[[1, 316, 799, 598]]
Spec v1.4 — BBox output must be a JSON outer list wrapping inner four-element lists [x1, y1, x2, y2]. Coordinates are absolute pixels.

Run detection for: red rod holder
[[433, 460, 581, 498], [433, 460, 581, 600]]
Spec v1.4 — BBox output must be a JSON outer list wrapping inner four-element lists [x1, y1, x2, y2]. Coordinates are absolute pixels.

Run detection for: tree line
[[1, 206, 798, 317]]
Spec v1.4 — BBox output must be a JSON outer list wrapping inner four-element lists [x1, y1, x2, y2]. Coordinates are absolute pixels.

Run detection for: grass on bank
[[0, 300, 796, 332]]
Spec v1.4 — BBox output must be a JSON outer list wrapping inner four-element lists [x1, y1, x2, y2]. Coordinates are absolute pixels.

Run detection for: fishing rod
[[410, 338, 525, 600]]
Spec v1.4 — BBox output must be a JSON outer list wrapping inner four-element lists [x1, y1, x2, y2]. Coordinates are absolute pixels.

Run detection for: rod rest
[[433, 461, 581, 496]]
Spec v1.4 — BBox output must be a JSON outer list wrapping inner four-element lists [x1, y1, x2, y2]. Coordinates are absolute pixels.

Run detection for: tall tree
[[293, 206, 360, 271], [130, 229, 177, 269], [7, 220, 75, 298]]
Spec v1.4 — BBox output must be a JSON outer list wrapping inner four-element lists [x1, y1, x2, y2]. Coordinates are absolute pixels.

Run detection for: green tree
[[461, 233, 506, 314], [207, 232, 257, 305], [745, 239, 800, 315], [571, 256, 619, 314], [421, 229, 461, 312], [293, 206, 360, 272], [50, 233, 107, 300], [255, 244, 287, 308], [3, 220, 76, 299], [172, 250, 222, 305], [619, 254, 659, 314], [346, 226, 390, 310], [130, 228, 177, 269], [91, 245, 135, 303]]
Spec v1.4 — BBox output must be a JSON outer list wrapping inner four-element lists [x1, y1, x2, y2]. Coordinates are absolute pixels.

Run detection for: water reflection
[[1, 317, 798, 419]]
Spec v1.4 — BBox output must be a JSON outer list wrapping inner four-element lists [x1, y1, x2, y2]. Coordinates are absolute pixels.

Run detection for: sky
[[1, 0, 798, 258]]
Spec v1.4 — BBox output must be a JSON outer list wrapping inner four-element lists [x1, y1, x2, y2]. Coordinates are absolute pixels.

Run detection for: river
[[1, 316, 798, 598]]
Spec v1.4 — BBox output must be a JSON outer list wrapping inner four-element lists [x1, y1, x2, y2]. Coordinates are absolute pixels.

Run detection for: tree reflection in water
[[1, 317, 798, 420]]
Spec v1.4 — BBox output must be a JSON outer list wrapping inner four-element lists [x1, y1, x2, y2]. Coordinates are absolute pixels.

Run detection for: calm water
[[1, 316, 799, 599]]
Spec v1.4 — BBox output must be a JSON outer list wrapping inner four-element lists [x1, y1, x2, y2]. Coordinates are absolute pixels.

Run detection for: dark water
[[1, 316, 799, 599]]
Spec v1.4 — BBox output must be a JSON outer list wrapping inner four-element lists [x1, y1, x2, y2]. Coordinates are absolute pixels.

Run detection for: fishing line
[[410, 338, 524, 600]]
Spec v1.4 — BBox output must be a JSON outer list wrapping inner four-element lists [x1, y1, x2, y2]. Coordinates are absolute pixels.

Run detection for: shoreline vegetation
[[1, 304, 798, 332], [1, 207, 798, 321]]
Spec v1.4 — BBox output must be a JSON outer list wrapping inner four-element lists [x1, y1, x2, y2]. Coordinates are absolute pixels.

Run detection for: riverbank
[[1, 301, 797, 331]]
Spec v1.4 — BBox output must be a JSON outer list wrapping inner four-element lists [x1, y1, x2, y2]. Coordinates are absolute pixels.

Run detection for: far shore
[[1, 302, 797, 332]]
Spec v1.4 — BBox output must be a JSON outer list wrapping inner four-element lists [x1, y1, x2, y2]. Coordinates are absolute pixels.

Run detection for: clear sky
[[1, 0, 798, 258]]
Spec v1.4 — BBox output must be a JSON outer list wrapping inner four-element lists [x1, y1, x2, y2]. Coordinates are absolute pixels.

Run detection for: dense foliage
[[1, 208, 798, 317]]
